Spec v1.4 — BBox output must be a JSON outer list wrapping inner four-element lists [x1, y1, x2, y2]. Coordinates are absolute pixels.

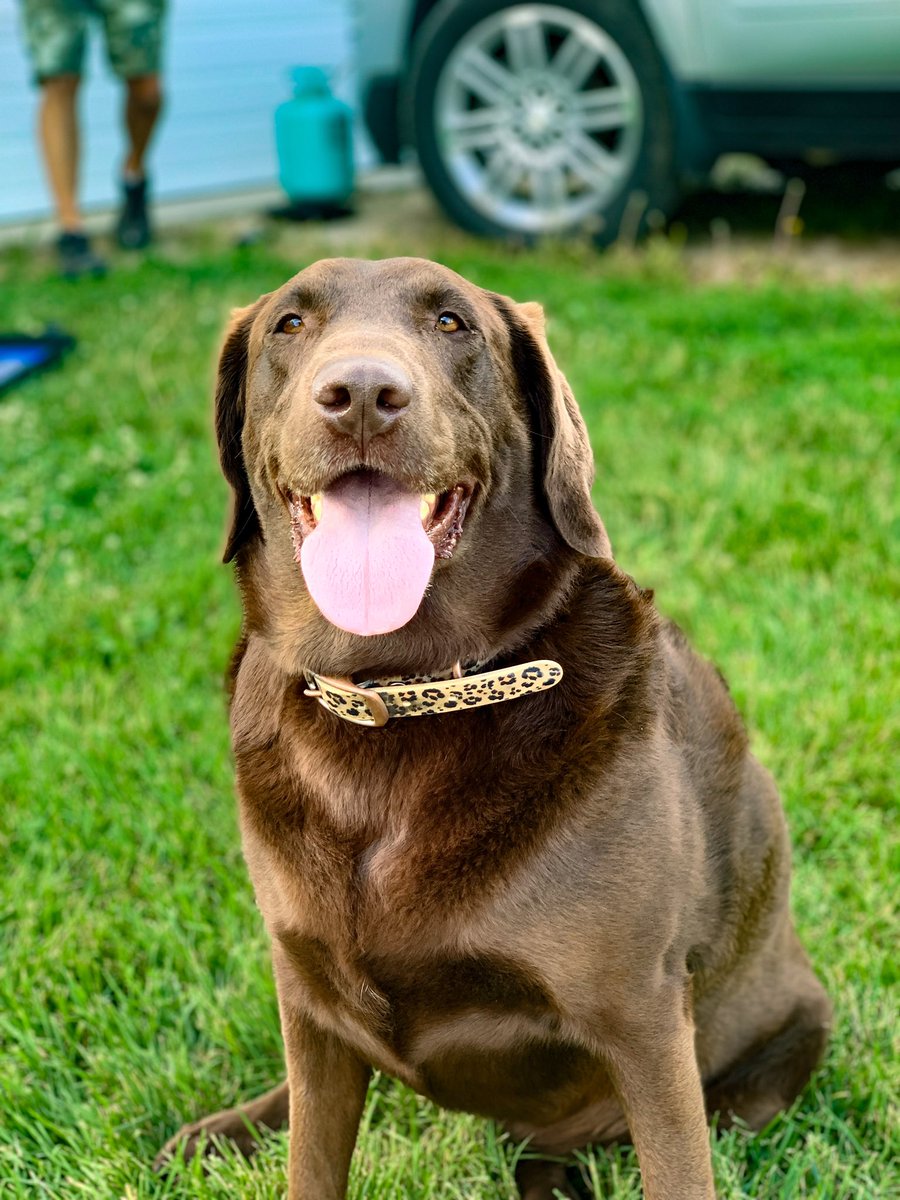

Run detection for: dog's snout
[[312, 356, 412, 447]]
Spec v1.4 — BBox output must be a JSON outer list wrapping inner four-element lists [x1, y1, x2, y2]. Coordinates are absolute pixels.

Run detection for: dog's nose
[[312, 357, 412, 448]]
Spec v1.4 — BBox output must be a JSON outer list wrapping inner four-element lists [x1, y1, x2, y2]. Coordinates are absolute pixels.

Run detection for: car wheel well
[[409, 0, 442, 42], [409, 0, 653, 45]]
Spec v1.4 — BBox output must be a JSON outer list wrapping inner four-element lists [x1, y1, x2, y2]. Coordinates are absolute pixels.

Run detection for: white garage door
[[0, 0, 356, 223]]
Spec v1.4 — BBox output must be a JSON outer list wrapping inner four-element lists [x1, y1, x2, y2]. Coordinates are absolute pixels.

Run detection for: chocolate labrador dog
[[156, 257, 830, 1199]]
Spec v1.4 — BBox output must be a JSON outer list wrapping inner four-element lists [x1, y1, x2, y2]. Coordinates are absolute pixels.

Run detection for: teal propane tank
[[275, 67, 354, 212]]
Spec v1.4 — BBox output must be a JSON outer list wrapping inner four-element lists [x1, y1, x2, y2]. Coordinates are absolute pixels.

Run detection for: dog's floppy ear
[[493, 296, 612, 559], [215, 300, 265, 563]]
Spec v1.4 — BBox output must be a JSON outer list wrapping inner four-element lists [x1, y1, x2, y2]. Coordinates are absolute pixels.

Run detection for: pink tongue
[[300, 473, 435, 636]]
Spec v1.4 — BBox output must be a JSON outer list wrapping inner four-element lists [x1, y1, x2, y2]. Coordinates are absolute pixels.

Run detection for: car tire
[[408, 0, 680, 244]]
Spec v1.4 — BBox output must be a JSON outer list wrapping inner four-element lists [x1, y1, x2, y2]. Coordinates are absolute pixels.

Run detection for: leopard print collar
[[303, 659, 563, 728]]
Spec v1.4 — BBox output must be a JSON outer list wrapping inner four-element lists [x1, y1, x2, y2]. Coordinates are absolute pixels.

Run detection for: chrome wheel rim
[[435, 3, 643, 234]]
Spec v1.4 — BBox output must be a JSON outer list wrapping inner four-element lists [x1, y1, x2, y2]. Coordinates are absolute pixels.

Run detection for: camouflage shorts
[[19, 0, 166, 82]]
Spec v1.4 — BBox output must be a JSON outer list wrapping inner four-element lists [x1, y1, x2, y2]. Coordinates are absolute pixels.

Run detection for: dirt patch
[[684, 234, 900, 288], [5, 165, 899, 289], [259, 176, 900, 289]]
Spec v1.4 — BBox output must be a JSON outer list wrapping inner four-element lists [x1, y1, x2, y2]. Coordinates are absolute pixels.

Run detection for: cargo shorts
[[19, 0, 167, 83]]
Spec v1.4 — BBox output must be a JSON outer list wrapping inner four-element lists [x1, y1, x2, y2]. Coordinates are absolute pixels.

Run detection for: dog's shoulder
[[657, 617, 748, 751]]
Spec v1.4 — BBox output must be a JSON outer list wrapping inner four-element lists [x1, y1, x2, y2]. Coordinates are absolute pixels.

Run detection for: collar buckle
[[304, 675, 390, 727]]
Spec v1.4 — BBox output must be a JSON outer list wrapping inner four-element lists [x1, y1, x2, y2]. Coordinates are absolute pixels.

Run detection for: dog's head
[[216, 257, 610, 674]]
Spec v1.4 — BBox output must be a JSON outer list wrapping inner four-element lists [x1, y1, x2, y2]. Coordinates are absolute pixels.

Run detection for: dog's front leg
[[606, 992, 716, 1200], [281, 1006, 371, 1200]]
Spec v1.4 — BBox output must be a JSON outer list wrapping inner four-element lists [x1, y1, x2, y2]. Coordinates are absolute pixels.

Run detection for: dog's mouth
[[285, 477, 471, 560], [282, 470, 472, 637]]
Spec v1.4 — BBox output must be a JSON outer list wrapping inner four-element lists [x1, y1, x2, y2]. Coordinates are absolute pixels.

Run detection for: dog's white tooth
[[311, 494, 323, 522], [420, 493, 437, 523]]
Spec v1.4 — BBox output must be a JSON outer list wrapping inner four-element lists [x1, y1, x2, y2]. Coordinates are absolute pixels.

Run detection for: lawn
[[0, 219, 897, 1199]]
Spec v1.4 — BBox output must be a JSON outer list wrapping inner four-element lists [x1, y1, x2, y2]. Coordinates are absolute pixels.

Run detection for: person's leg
[[19, 0, 107, 275], [115, 73, 162, 248], [38, 74, 83, 232], [101, 0, 167, 247], [41, 74, 106, 277], [123, 73, 163, 178]]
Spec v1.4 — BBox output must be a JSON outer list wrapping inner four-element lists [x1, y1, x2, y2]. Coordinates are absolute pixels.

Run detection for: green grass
[[1, 220, 897, 1199]]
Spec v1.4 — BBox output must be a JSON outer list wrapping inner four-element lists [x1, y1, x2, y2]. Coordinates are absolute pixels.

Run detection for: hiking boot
[[116, 176, 152, 249], [57, 231, 107, 280]]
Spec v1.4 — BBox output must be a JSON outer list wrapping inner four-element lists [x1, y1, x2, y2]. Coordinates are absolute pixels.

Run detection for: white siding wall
[[0, 0, 357, 222]]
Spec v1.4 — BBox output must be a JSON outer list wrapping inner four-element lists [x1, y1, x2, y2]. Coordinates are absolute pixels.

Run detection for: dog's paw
[[153, 1082, 290, 1175], [153, 1110, 266, 1174], [515, 1158, 585, 1200]]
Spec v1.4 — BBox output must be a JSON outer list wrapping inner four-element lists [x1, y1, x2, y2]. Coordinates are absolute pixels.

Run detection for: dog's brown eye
[[278, 314, 304, 334], [437, 312, 465, 333]]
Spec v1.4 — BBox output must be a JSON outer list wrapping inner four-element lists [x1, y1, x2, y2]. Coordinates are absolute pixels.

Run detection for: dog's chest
[[265, 822, 539, 1039], [273, 916, 593, 1119], [246, 795, 584, 1110], [236, 683, 603, 1118]]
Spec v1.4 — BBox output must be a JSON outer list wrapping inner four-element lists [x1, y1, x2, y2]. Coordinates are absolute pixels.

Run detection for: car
[[358, 0, 900, 243]]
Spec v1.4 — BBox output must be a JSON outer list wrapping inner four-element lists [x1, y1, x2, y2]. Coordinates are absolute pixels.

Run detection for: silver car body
[[358, 0, 900, 238], [358, 0, 900, 88]]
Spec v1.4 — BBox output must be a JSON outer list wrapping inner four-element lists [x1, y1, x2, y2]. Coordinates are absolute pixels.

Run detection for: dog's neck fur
[[227, 485, 662, 846], [229, 550, 659, 744], [228, 555, 661, 913], [232, 504, 590, 685]]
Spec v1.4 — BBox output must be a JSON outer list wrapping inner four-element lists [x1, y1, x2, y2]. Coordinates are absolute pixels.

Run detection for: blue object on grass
[[0, 330, 76, 396], [275, 66, 354, 209]]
